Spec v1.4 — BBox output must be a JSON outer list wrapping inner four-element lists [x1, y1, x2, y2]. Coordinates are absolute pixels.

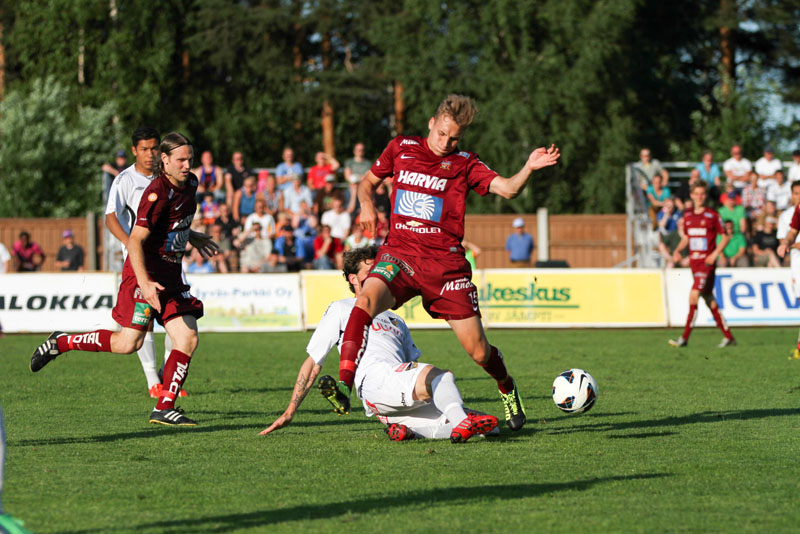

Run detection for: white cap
[[512, 217, 524, 228]]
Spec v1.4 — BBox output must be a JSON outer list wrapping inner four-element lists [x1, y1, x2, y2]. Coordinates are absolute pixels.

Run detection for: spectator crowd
[[635, 144, 800, 269]]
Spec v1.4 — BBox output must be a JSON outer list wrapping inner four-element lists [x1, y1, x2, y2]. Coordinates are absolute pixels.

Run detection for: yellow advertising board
[[302, 268, 666, 329], [480, 269, 666, 327]]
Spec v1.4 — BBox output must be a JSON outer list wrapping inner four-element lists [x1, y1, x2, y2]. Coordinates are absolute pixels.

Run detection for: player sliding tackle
[[328, 94, 560, 432], [29, 132, 218, 426], [261, 246, 498, 443]]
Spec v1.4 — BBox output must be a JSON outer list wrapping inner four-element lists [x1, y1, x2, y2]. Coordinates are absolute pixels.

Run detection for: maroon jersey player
[[30, 132, 219, 426], [669, 181, 735, 348], [325, 94, 560, 432]]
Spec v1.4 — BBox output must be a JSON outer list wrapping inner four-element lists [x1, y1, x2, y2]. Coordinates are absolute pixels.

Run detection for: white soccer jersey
[[105, 164, 157, 256], [778, 206, 800, 298]]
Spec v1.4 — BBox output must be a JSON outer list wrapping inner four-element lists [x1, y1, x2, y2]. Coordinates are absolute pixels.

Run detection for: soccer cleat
[[0, 513, 33, 534], [318, 375, 351, 415], [148, 407, 197, 426], [668, 337, 687, 348], [790, 348, 800, 360], [450, 413, 499, 443], [30, 331, 67, 372], [499, 379, 526, 431], [717, 337, 736, 348], [385, 423, 415, 442]]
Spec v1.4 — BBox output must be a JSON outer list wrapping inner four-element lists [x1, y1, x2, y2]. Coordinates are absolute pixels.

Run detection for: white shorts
[[356, 361, 431, 419]]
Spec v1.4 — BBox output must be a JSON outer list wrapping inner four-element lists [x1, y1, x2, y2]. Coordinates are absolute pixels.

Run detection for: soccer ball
[[552, 368, 598, 414]]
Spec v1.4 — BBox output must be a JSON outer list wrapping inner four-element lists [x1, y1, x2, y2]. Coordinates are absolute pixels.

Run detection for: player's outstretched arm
[[189, 230, 220, 259], [260, 357, 321, 435], [489, 144, 560, 199]]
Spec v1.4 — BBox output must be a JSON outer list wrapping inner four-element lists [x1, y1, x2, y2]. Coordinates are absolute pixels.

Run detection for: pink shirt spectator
[[13, 237, 45, 272]]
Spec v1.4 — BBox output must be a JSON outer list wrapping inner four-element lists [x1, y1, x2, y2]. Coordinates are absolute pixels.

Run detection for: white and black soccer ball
[[552, 368, 598, 414]]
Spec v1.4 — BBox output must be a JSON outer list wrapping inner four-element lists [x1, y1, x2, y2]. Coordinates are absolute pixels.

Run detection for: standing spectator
[[232, 175, 259, 223], [193, 150, 225, 203], [0, 242, 10, 273], [321, 197, 351, 241], [344, 225, 371, 251], [754, 145, 782, 189], [54, 229, 85, 272], [719, 192, 747, 234], [307, 151, 341, 192], [283, 175, 314, 215], [723, 144, 752, 190], [718, 220, 749, 267], [505, 218, 535, 266], [751, 217, 781, 267], [224, 151, 254, 205], [742, 171, 767, 222], [313, 224, 343, 269], [344, 142, 371, 213], [262, 174, 283, 217], [200, 192, 221, 226], [695, 150, 722, 201], [238, 222, 272, 273], [787, 150, 800, 182], [186, 248, 215, 274], [767, 170, 791, 212], [101, 149, 129, 179], [12, 232, 45, 272], [633, 147, 668, 189], [275, 147, 304, 191], [244, 198, 276, 239]]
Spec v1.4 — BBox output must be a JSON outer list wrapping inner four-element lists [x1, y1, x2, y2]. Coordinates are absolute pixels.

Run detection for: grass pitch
[[1, 327, 799, 533]]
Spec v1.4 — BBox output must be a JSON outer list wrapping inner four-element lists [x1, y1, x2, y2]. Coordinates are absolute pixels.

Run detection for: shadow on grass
[[607, 431, 679, 439], [57, 473, 669, 534], [543, 408, 800, 436]]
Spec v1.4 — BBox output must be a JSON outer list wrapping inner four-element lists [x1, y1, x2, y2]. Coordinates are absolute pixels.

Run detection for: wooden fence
[[1, 213, 628, 271]]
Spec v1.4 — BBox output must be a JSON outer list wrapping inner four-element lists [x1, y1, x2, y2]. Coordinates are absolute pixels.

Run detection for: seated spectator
[[186, 247, 215, 273], [313, 224, 343, 270], [696, 150, 722, 189], [292, 200, 313, 230], [788, 149, 800, 183], [101, 149, 129, 180], [314, 174, 344, 215], [344, 142, 371, 213], [200, 192, 221, 226], [12, 231, 45, 272], [233, 175, 259, 223], [214, 203, 240, 242], [723, 144, 752, 190], [244, 198, 276, 239], [273, 225, 303, 271], [741, 171, 766, 223], [755, 145, 782, 189], [372, 182, 392, 215], [307, 151, 340, 191], [238, 222, 272, 273], [344, 225, 371, 251], [675, 169, 701, 211], [718, 181, 742, 206], [193, 150, 225, 203], [321, 198, 351, 241], [224, 151, 255, 205], [656, 197, 681, 234], [275, 147, 304, 191], [55, 229, 85, 272], [207, 224, 231, 273], [751, 217, 781, 267], [296, 214, 320, 268], [753, 200, 778, 233], [283, 175, 314, 215], [262, 174, 283, 217], [719, 192, 747, 234], [633, 147, 668, 189], [717, 220, 749, 267], [767, 170, 791, 212], [646, 174, 671, 223]]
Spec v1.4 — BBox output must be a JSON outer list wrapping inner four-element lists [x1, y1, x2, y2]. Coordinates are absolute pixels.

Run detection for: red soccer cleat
[[149, 384, 188, 398], [450, 413, 499, 443], [384, 423, 414, 442]]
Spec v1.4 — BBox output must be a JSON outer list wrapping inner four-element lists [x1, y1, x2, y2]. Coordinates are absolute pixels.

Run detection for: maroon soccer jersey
[[790, 204, 800, 230], [682, 207, 724, 266], [370, 135, 498, 256], [126, 172, 198, 289]]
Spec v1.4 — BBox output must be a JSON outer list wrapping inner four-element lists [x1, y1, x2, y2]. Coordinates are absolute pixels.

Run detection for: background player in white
[[776, 181, 800, 359], [105, 127, 184, 399], [260, 246, 498, 443]]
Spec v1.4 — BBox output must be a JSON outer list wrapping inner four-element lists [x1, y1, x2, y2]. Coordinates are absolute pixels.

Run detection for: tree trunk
[[719, 0, 735, 97], [321, 31, 335, 155], [393, 80, 405, 134], [0, 10, 5, 101]]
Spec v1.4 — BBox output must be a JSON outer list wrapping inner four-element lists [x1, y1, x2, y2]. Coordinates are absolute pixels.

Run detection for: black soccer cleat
[[30, 331, 67, 372], [500, 378, 527, 431], [148, 407, 197, 426]]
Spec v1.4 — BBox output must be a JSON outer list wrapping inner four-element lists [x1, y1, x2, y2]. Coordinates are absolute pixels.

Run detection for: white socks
[[137, 332, 160, 388], [431, 372, 468, 425]]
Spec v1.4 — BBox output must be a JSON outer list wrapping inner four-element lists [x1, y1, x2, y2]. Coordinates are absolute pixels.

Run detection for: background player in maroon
[[327, 94, 560, 431], [669, 181, 735, 348], [29, 132, 218, 426]]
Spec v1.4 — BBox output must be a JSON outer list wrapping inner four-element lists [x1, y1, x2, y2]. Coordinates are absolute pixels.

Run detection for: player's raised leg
[[448, 316, 525, 431], [149, 315, 199, 426], [30, 326, 147, 372]]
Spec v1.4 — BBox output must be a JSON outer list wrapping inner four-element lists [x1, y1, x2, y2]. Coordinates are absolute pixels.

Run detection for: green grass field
[[1, 327, 799, 533]]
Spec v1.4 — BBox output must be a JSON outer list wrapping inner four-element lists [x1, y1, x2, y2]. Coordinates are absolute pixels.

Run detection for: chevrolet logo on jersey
[[394, 190, 443, 222]]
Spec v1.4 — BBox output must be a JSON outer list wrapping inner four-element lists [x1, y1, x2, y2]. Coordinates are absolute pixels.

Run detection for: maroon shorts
[[367, 247, 479, 321], [690, 261, 716, 294], [111, 273, 203, 331]]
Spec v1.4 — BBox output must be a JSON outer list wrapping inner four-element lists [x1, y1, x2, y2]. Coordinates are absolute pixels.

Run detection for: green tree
[[0, 77, 117, 217]]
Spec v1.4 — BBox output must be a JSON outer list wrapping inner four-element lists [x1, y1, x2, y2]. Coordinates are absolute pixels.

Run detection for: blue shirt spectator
[[696, 150, 721, 186], [505, 218, 535, 265], [275, 147, 305, 192]]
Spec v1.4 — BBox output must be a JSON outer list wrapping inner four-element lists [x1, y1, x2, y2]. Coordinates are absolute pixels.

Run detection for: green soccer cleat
[[668, 337, 687, 348], [318, 375, 351, 415], [499, 379, 526, 431], [0, 513, 33, 534]]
